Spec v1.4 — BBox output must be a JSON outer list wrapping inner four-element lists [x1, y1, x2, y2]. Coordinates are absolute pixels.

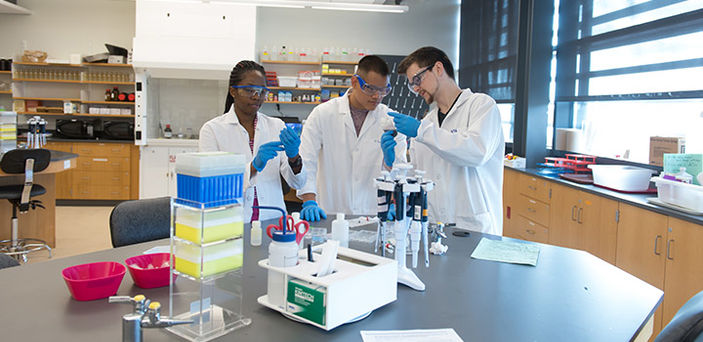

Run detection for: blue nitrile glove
[[387, 203, 396, 221], [300, 200, 327, 222], [381, 130, 397, 168], [388, 112, 421, 138], [252, 141, 284, 172], [279, 126, 301, 158]]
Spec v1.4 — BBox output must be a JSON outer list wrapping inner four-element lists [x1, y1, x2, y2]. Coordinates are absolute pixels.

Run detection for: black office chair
[[0, 149, 52, 263], [109, 197, 171, 248], [656, 290, 703, 342]]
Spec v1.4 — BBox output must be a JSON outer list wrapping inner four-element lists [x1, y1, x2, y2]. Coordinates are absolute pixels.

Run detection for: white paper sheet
[[360, 328, 464, 342]]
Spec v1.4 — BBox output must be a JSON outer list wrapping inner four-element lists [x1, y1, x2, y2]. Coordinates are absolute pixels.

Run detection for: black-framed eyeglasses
[[406, 65, 433, 95], [232, 85, 270, 98], [354, 74, 392, 97]]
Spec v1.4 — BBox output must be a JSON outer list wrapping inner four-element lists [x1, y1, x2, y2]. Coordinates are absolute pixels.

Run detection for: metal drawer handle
[[577, 207, 583, 224], [526, 229, 535, 235], [571, 205, 577, 221], [527, 207, 536, 213], [528, 185, 536, 191], [666, 239, 674, 260], [528, 199, 537, 204], [92, 158, 108, 162], [654, 235, 662, 255], [528, 221, 535, 226]]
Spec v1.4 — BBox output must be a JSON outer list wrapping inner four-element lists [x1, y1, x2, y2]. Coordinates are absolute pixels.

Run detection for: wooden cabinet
[[616, 203, 668, 337], [44, 141, 73, 199], [549, 183, 619, 264], [503, 168, 520, 238], [44, 141, 138, 200], [662, 217, 703, 327]]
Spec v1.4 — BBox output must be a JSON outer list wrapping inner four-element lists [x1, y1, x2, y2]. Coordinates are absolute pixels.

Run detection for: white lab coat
[[199, 107, 306, 222], [409, 89, 504, 235], [298, 91, 407, 216]]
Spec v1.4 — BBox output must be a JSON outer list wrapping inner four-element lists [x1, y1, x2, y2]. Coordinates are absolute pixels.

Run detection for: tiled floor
[[27, 206, 114, 263]]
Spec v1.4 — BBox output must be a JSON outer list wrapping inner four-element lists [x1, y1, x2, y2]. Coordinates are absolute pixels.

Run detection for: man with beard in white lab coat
[[297, 55, 407, 221], [387, 46, 504, 235]]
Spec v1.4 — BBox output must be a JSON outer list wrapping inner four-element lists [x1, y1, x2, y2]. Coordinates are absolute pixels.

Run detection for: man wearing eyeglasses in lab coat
[[297, 55, 407, 221], [387, 46, 505, 236]]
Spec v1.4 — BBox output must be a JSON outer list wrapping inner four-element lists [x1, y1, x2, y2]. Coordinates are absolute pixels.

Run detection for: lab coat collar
[[338, 89, 383, 141], [426, 88, 474, 124], [223, 105, 261, 129]]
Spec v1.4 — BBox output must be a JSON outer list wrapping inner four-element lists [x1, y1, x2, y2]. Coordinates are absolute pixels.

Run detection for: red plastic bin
[[124, 253, 176, 289], [62, 261, 126, 301]]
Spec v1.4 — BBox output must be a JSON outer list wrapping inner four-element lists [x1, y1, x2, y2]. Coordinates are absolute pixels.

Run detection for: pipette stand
[[375, 164, 434, 292]]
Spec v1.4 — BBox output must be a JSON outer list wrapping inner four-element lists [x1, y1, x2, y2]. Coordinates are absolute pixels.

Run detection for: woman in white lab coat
[[199, 60, 306, 222], [391, 47, 505, 235]]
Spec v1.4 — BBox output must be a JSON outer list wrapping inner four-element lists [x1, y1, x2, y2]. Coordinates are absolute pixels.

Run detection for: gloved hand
[[252, 141, 284, 172], [381, 130, 397, 168], [300, 200, 327, 222], [387, 203, 396, 221], [279, 126, 301, 158], [388, 112, 421, 138]]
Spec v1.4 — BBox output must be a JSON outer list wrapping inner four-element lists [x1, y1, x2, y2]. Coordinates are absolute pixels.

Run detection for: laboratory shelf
[[268, 86, 320, 91], [321, 85, 349, 89], [321, 73, 353, 77], [260, 60, 320, 65], [14, 97, 81, 102], [82, 81, 134, 85], [13, 62, 133, 68], [82, 100, 134, 105], [16, 111, 135, 118], [322, 60, 358, 65], [12, 78, 82, 84], [0, 70, 11, 74], [264, 101, 320, 105], [12, 62, 82, 67], [0, 90, 11, 94]]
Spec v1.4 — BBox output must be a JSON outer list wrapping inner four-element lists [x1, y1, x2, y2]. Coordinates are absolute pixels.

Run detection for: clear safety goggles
[[354, 74, 392, 97], [406, 65, 433, 95], [232, 85, 270, 98]]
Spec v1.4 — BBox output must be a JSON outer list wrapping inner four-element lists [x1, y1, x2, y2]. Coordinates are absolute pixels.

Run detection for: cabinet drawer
[[73, 143, 130, 157], [77, 156, 130, 171], [518, 173, 551, 203], [516, 194, 550, 226], [73, 171, 130, 187], [515, 215, 549, 243]]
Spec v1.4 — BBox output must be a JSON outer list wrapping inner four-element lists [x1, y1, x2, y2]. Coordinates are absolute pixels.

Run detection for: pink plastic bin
[[62, 261, 126, 301], [125, 253, 175, 289]]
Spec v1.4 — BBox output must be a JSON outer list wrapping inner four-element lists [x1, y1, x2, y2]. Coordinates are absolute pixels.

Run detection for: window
[[459, 0, 520, 143], [553, 0, 703, 163]]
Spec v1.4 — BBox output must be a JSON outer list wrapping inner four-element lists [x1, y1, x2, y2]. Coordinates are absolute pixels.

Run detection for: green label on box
[[286, 279, 325, 325]]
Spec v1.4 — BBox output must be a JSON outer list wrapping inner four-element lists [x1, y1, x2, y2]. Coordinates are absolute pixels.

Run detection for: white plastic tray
[[647, 197, 703, 216]]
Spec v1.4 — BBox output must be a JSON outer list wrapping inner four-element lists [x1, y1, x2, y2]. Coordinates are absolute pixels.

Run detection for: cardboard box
[[650, 137, 686, 166]]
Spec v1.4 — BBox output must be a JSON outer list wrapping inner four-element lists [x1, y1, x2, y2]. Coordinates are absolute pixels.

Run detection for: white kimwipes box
[[257, 246, 397, 330]]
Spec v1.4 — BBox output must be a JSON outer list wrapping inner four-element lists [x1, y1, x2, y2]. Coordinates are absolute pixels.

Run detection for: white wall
[[0, 0, 135, 60]]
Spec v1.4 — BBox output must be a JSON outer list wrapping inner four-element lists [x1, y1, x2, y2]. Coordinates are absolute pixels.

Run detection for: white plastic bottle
[[250, 220, 262, 246], [675, 167, 693, 184], [331, 213, 349, 248], [267, 230, 298, 307]]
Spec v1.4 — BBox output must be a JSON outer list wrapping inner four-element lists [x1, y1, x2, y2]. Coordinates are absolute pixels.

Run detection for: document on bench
[[470, 238, 540, 266], [360, 328, 463, 342]]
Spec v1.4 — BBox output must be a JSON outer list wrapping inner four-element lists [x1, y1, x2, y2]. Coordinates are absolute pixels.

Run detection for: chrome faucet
[[109, 295, 192, 342]]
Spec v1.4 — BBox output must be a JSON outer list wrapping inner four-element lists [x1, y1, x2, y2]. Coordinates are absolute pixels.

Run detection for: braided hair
[[224, 60, 266, 113]]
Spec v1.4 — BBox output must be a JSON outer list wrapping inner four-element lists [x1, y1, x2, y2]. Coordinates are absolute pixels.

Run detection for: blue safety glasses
[[232, 85, 270, 98], [406, 65, 433, 95], [354, 75, 392, 97]]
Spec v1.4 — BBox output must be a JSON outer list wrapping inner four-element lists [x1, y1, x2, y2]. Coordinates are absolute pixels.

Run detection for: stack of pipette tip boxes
[[168, 152, 251, 342], [0, 112, 17, 153]]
